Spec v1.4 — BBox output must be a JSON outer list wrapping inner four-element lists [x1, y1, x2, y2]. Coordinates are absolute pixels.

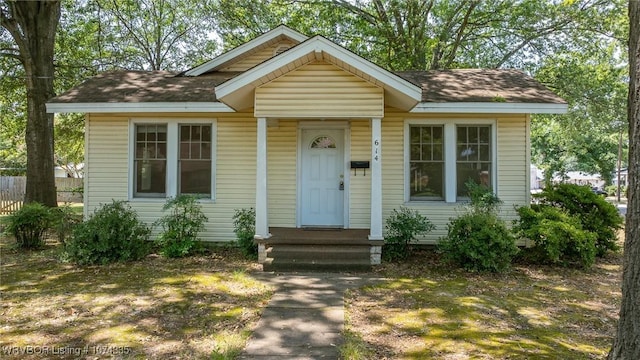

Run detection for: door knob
[[339, 181, 344, 191]]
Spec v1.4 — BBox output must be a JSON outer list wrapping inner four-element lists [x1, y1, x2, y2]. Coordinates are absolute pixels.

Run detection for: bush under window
[[438, 182, 518, 272], [65, 201, 151, 265], [155, 195, 207, 258]]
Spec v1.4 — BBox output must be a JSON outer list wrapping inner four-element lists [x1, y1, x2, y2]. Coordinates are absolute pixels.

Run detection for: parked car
[[592, 187, 607, 196]]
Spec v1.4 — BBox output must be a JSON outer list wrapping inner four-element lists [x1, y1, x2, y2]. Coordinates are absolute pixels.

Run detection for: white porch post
[[255, 117, 270, 242], [369, 117, 383, 240]]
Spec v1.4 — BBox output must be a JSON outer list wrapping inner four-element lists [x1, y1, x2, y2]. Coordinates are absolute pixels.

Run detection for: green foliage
[[514, 205, 596, 268], [50, 204, 83, 243], [65, 201, 150, 265], [3, 203, 55, 249], [535, 184, 622, 256], [605, 184, 626, 197], [232, 208, 256, 258], [155, 195, 208, 258], [439, 184, 518, 272], [384, 206, 434, 261], [466, 180, 502, 213]]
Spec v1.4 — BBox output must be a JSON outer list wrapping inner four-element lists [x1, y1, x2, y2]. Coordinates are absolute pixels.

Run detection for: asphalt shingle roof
[[50, 68, 565, 105]]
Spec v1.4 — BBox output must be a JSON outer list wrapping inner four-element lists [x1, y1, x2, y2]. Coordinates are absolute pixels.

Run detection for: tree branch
[[443, 0, 479, 69]]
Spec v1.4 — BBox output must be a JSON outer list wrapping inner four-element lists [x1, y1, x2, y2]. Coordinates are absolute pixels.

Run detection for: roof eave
[[46, 102, 235, 114], [410, 102, 568, 114]]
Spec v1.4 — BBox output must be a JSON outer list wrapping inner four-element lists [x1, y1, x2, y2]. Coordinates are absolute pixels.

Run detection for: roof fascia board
[[410, 102, 568, 114], [318, 37, 422, 102], [184, 25, 308, 76], [46, 102, 235, 114], [215, 36, 422, 104]]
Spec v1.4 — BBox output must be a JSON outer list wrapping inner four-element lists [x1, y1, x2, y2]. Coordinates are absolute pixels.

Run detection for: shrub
[[155, 195, 208, 258], [384, 206, 434, 261], [232, 208, 256, 258], [535, 184, 622, 256], [65, 201, 151, 265], [3, 202, 54, 249], [438, 183, 518, 272], [50, 205, 83, 243], [514, 205, 596, 268]]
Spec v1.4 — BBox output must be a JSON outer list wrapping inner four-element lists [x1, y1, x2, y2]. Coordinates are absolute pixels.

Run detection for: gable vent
[[274, 44, 291, 56]]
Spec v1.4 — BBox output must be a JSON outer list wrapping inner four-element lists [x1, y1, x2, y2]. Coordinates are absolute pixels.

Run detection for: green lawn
[[0, 236, 272, 359], [342, 248, 622, 359]]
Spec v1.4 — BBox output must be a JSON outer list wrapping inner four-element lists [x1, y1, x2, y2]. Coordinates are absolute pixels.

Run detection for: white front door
[[300, 129, 345, 227]]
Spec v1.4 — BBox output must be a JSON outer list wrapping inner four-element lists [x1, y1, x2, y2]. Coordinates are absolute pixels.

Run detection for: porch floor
[[266, 227, 376, 245]]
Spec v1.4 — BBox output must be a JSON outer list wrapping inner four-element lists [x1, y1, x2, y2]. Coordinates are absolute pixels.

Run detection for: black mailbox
[[350, 161, 370, 176], [350, 161, 370, 169]]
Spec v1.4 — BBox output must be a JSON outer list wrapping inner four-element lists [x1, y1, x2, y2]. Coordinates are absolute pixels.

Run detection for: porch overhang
[[214, 36, 422, 114]]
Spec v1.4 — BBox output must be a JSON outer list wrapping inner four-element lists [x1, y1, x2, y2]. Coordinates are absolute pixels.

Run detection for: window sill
[[129, 197, 216, 204]]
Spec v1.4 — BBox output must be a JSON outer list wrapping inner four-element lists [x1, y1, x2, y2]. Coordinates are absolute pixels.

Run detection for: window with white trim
[[179, 124, 212, 195], [406, 120, 495, 203], [409, 125, 444, 200], [131, 119, 216, 199], [134, 124, 167, 197], [456, 125, 491, 197]]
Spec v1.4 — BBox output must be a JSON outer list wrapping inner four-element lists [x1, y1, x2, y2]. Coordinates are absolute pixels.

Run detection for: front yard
[[0, 236, 271, 359], [1, 232, 622, 359], [342, 247, 622, 359]]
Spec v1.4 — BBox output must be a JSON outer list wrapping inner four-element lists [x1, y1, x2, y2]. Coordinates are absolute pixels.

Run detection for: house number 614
[[374, 139, 380, 162]]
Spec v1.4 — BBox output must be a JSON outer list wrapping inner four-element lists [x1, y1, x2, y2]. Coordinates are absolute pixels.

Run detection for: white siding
[[254, 62, 384, 118]]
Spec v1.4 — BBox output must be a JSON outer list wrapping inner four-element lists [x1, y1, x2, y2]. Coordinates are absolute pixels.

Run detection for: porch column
[[369, 117, 383, 240], [255, 117, 270, 241]]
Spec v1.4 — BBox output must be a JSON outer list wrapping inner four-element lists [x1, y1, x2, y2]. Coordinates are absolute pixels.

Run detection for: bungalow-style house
[[47, 26, 566, 270]]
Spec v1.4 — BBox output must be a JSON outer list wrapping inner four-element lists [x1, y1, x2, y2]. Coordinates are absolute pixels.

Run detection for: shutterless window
[[134, 124, 167, 197], [410, 125, 444, 200], [179, 124, 212, 195], [456, 125, 492, 198]]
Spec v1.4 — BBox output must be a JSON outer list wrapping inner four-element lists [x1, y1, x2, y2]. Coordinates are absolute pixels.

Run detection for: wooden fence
[[0, 177, 83, 214]]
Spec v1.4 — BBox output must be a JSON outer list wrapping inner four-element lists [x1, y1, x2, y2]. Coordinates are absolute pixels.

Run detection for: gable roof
[[184, 25, 308, 76], [214, 35, 422, 112]]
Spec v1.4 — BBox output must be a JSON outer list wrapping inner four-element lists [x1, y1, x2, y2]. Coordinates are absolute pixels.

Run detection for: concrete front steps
[[259, 228, 383, 272]]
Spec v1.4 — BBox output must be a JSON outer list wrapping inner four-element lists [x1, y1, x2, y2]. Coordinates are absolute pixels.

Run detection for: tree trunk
[[608, 0, 640, 358], [1, 1, 61, 207]]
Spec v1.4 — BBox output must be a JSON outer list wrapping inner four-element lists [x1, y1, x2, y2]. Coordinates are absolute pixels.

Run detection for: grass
[[0, 215, 624, 359], [342, 245, 622, 359], [0, 236, 272, 359]]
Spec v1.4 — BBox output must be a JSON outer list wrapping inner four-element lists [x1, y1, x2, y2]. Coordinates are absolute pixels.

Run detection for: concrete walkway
[[238, 273, 377, 359]]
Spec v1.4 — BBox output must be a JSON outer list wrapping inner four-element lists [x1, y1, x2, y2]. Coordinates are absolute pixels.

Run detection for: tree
[[97, 0, 218, 71], [532, 49, 628, 184], [0, 1, 60, 206], [608, 0, 640, 357]]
